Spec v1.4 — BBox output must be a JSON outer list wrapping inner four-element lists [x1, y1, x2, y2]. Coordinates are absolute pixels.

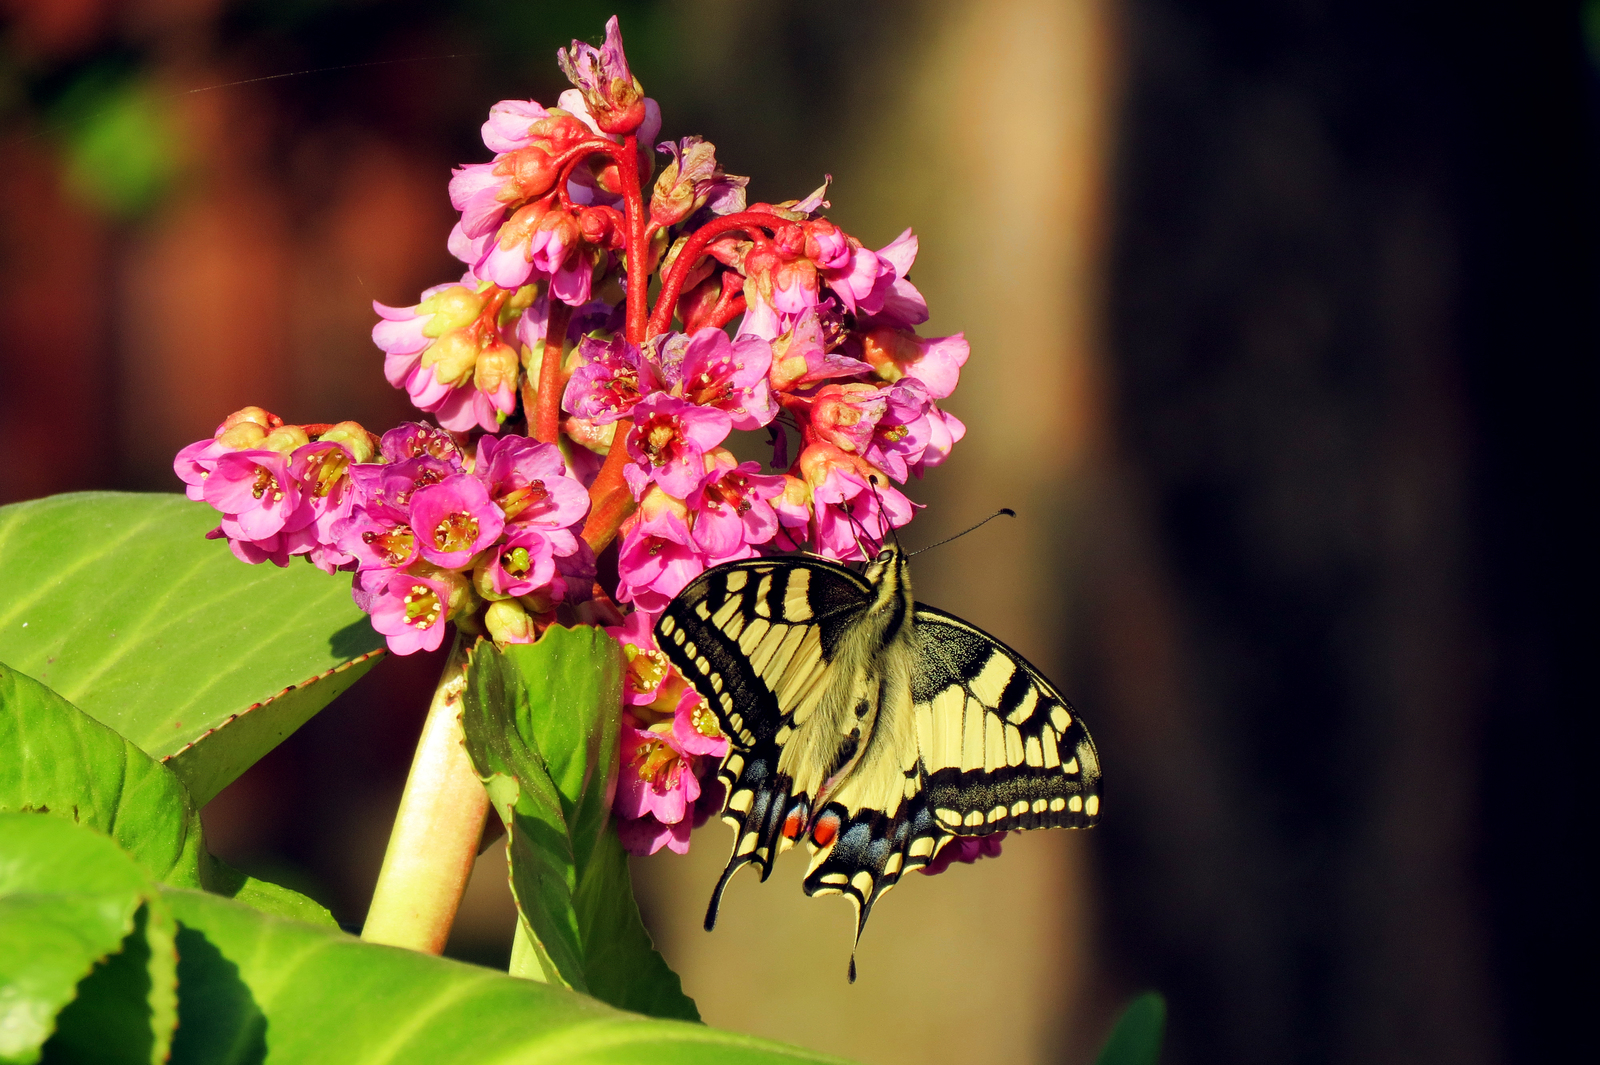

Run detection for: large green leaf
[[461, 628, 698, 1021], [0, 813, 177, 1065], [0, 662, 334, 927], [0, 492, 384, 804], [161, 886, 847, 1064]]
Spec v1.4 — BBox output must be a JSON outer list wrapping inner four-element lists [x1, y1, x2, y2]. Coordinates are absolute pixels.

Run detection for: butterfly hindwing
[[910, 605, 1102, 834]]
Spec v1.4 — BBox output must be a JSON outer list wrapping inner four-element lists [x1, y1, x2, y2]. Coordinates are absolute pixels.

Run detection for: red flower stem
[[361, 633, 487, 955], [646, 210, 787, 339], [707, 292, 748, 332], [533, 300, 573, 445], [613, 134, 649, 345], [580, 417, 636, 554]]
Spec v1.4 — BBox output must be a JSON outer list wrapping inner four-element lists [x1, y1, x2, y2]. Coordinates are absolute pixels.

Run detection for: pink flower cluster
[[177, 408, 593, 655], [175, 17, 992, 870]]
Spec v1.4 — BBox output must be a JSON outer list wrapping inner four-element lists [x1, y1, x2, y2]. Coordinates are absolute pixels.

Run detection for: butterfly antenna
[[907, 508, 1017, 557], [864, 474, 901, 552], [836, 496, 876, 562]]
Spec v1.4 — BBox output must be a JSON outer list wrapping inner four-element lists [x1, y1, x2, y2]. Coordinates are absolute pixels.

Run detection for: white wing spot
[[737, 832, 758, 855], [851, 871, 875, 896], [1068, 795, 1083, 812], [660, 615, 677, 636], [1025, 735, 1044, 767], [910, 836, 936, 858], [737, 617, 770, 656], [988, 804, 1007, 823], [963, 810, 985, 828], [729, 790, 754, 813], [1050, 705, 1072, 732], [821, 872, 848, 886], [754, 574, 773, 617], [1031, 798, 1048, 814], [1086, 795, 1100, 817], [983, 707, 1006, 772], [1048, 797, 1066, 813], [695, 601, 711, 620], [937, 809, 963, 828], [884, 853, 904, 877], [1011, 800, 1030, 816], [725, 570, 748, 592], [1063, 756, 1080, 775]]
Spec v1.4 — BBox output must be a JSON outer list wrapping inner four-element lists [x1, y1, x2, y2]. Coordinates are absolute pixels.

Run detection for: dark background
[[1, 2, 1592, 1062]]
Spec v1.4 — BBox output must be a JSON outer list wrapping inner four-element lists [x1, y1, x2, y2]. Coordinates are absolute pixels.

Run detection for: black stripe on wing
[[910, 605, 1102, 835]]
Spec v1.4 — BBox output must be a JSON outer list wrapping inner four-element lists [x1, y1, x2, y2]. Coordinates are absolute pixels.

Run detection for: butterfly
[[653, 537, 1101, 980]]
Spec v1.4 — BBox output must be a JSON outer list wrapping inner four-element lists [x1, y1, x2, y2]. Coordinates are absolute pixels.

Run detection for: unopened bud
[[215, 421, 267, 451], [423, 331, 479, 388], [418, 285, 485, 337], [410, 560, 476, 619], [221, 406, 281, 433], [260, 425, 311, 455], [317, 421, 377, 463], [485, 598, 536, 646], [577, 206, 614, 245], [473, 341, 519, 397]]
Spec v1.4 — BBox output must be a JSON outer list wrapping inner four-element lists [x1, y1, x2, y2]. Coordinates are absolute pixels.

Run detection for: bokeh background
[[1, 2, 1591, 1063]]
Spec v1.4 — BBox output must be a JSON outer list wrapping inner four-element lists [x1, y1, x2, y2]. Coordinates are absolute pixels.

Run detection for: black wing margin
[[910, 604, 1102, 834]]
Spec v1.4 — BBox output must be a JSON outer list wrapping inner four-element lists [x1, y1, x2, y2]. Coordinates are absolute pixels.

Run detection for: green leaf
[[1094, 992, 1167, 1065], [0, 662, 334, 927], [461, 628, 698, 1021], [161, 886, 849, 1064], [0, 813, 176, 1065], [0, 492, 384, 805]]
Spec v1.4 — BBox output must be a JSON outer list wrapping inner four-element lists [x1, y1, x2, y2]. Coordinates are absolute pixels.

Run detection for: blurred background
[[1, 1, 1592, 1062]]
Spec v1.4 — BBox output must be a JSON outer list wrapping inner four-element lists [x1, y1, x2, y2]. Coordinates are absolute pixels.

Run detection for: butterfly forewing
[[656, 557, 876, 924], [910, 605, 1102, 834]]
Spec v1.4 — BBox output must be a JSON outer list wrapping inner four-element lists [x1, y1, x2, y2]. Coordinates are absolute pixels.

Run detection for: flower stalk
[[361, 634, 488, 954]]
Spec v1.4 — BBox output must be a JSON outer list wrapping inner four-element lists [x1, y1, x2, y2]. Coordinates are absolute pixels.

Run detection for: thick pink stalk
[[361, 634, 488, 953]]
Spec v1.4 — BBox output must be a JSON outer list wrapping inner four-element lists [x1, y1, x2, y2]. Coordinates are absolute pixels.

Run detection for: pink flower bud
[[557, 17, 648, 135]]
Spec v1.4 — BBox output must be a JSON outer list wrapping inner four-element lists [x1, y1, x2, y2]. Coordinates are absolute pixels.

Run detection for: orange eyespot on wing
[[811, 811, 841, 848]]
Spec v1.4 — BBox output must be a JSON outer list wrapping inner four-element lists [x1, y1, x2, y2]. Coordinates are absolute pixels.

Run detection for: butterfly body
[[655, 543, 1100, 979]]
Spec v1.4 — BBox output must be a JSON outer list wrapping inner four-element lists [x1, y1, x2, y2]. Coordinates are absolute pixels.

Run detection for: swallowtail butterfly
[[654, 540, 1101, 980]]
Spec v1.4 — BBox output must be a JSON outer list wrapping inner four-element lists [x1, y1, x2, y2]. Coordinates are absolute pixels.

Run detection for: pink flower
[[767, 309, 871, 393], [921, 833, 1005, 876], [408, 474, 505, 569], [557, 16, 648, 136], [333, 505, 418, 572], [616, 811, 692, 856], [563, 334, 654, 424], [857, 228, 929, 329], [472, 434, 590, 533], [859, 327, 969, 399], [204, 450, 313, 544], [806, 382, 889, 456], [672, 687, 728, 758], [615, 494, 712, 613], [621, 393, 733, 500], [655, 328, 777, 431], [606, 608, 675, 707], [651, 136, 748, 227], [688, 450, 785, 556], [484, 526, 556, 597], [616, 717, 699, 834], [481, 98, 552, 153], [799, 445, 916, 560], [379, 422, 465, 468], [368, 569, 451, 655]]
